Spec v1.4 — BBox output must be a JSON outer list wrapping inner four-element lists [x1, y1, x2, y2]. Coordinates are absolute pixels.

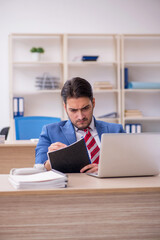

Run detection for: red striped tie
[[84, 128, 100, 164]]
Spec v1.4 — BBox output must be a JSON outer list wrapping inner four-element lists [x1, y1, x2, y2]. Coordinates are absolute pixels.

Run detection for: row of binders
[[13, 97, 24, 117], [125, 123, 142, 134]]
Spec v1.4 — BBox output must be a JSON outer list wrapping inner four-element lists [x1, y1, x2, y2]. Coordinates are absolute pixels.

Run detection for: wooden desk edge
[[1, 186, 160, 197], [0, 140, 37, 147]]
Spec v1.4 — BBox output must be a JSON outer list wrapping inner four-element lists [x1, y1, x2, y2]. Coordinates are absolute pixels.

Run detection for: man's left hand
[[80, 163, 98, 173]]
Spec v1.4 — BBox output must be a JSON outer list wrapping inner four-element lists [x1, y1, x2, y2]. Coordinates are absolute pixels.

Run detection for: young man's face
[[64, 97, 95, 130]]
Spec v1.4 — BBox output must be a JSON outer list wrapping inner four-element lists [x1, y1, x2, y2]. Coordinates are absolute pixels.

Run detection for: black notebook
[[48, 138, 91, 173]]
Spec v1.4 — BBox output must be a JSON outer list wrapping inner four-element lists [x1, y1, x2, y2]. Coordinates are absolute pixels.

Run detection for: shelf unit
[[9, 33, 160, 139], [65, 34, 121, 122], [9, 34, 65, 139], [121, 34, 160, 133], [9, 33, 121, 139]]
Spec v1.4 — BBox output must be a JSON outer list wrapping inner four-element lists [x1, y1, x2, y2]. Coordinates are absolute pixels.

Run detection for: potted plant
[[30, 47, 45, 61]]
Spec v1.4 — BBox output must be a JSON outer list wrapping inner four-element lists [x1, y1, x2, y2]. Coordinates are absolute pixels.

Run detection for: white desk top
[[0, 173, 160, 196]]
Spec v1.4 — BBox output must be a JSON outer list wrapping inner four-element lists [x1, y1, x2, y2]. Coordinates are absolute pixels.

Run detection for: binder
[[125, 123, 142, 133], [131, 124, 136, 133], [125, 124, 131, 134], [136, 124, 142, 133], [13, 97, 18, 117], [13, 97, 24, 117], [18, 97, 24, 116], [124, 68, 128, 89]]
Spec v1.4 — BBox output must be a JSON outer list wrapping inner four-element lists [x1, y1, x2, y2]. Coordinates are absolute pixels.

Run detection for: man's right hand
[[48, 142, 67, 152], [44, 142, 67, 171]]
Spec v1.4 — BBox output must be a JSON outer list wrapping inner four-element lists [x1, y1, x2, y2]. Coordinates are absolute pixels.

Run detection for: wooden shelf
[[124, 62, 160, 65], [68, 61, 118, 66], [13, 61, 63, 66], [93, 89, 119, 93], [124, 89, 160, 93], [125, 116, 160, 121]]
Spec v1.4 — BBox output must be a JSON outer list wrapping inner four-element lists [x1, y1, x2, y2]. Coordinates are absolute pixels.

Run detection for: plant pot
[[31, 52, 40, 61]]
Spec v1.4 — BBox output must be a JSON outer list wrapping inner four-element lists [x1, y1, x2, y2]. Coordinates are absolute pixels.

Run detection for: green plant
[[30, 47, 45, 53], [37, 47, 45, 53], [30, 47, 37, 53]]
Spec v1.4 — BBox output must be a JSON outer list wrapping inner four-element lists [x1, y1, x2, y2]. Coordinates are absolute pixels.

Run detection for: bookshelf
[[121, 34, 160, 133], [9, 34, 65, 139], [9, 33, 160, 139], [9, 33, 121, 139], [66, 34, 121, 123]]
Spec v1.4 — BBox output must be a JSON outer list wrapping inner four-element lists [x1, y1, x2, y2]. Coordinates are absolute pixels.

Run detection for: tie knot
[[83, 127, 90, 133]]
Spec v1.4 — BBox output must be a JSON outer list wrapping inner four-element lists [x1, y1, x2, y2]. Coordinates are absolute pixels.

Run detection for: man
[[35, 77, 125, 173]]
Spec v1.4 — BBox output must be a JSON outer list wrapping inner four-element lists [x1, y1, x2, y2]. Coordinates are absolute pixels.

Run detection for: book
[[8, 169, 67, 189], [125, 109, 143, 118], [124, 68, 128, 89], [48, 138, 91, 173], [128, 82, 160, 89], [82, 55, 99, 61]]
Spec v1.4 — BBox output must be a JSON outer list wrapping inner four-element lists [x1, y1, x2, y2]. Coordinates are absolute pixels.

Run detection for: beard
[[66, 114, 92, 130], [75, 117, 91, 130]]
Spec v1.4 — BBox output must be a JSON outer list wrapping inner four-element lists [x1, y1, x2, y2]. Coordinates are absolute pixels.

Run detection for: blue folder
[[128, 82, 160, 89]]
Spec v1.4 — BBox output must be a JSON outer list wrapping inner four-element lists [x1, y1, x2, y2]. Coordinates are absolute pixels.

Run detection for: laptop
[[88, 133, 160, 178]]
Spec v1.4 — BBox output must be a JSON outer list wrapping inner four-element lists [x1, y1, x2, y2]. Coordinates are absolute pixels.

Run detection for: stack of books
[[94, 81, 113, 90], [125, 109, 143, 118], [8, 169, 68, 189]]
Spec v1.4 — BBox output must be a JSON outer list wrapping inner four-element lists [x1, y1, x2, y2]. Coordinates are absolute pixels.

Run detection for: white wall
[[0, 0, 160, 130]]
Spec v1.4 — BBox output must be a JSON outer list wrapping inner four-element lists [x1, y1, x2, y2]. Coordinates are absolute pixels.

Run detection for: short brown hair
[[61, 77, 93, 104]]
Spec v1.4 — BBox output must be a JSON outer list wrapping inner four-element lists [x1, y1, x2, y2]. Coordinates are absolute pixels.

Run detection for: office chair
[[15, 116, 61, 140], [0, 127, 10, 140]]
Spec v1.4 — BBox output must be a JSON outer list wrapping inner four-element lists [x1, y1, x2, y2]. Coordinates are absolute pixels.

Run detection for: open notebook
[[88, 133, 160, 178]]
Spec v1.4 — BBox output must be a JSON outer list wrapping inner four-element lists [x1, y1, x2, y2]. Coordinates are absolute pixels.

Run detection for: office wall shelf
[[121, 34, 160, 133], [9, 33, 121, 140], [65, 34, 121, 122], [9, 33, 160, 139]]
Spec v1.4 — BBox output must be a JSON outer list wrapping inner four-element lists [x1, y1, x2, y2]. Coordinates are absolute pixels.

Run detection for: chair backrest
[[15, 116, 61, 140], [0, 127, 10, 140]]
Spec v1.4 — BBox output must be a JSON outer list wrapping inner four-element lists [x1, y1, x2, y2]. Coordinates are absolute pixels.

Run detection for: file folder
[[13, 97, 18, 117]]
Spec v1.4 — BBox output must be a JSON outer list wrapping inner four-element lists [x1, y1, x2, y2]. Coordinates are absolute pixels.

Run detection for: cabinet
[[121, 34, 160, 133], [9, 33, 121, 140]]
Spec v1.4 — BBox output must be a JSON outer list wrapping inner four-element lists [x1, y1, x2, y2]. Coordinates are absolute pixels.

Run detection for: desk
[[0, 173, 160, 240], [0, 141, 37, 174]]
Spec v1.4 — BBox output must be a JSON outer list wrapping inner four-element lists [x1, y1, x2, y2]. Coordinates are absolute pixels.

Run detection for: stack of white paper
[[8, 170, 68, 189]]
